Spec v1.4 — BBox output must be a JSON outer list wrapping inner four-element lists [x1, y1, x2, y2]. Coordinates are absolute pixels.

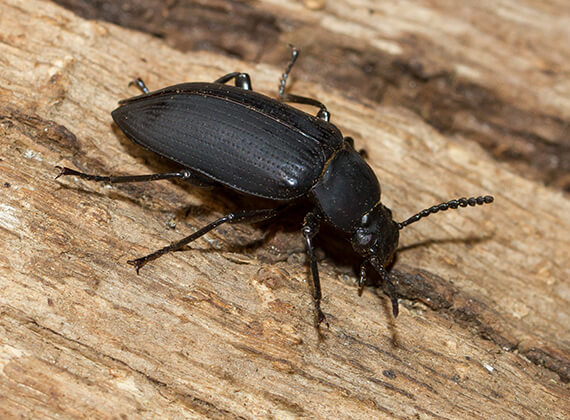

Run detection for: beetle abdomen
[[112, 83, 344, 200]]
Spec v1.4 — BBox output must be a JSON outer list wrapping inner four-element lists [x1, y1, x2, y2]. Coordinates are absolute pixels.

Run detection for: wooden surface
[[52, 0, 570, 194], [1, 0, 568, 418]]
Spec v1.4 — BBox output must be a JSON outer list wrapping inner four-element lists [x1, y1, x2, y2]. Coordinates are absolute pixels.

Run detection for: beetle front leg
[[358, 261, 368, 296], [302, 211, 328, 329], [369, 257, 399, 317]]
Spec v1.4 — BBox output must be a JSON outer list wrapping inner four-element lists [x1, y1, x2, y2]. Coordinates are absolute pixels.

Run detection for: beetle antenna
[[370, 257, 399, 317], [397, 195, 494, 230]]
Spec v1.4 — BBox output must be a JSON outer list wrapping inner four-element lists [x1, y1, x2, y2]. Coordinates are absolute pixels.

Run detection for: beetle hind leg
[[214, 72, 252, 90], [55, 166, 215, 187], [127, 205, 287, 272]]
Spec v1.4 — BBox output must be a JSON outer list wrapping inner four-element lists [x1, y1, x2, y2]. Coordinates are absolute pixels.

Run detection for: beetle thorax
[[311, 145, 381, 232]]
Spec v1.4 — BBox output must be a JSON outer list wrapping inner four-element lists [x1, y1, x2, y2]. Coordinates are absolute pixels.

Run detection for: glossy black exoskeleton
[[56, 47, 493, 327]]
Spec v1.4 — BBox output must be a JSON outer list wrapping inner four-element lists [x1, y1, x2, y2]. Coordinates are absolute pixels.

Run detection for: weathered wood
[[0, 0, 568, 418], [51, 0, 570, 193]]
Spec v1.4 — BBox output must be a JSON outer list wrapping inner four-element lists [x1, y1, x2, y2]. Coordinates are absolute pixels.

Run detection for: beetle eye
[[361, 213, 371, 227], [354, 228, 375, 248]]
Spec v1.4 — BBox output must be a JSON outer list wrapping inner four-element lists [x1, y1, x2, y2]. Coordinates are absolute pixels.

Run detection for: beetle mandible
[[56, 47, 493, 327]]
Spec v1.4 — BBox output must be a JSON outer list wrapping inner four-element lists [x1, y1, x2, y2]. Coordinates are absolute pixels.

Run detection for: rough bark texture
[[52, 0, 570, 194], [1, 0, 568, 419]]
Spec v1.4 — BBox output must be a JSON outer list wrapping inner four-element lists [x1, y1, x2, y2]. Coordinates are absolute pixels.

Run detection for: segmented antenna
[[397, 195, 494, 230]]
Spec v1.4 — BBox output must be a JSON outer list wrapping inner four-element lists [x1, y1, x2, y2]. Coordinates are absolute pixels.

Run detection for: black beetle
[[56, 47, 493, 327]]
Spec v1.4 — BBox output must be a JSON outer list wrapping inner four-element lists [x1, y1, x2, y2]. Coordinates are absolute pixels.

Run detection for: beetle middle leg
[[277, 46, 330, 122], [127, 205, 288, 272], [214, 72, 252, 90], [302, 210, 328, 329]]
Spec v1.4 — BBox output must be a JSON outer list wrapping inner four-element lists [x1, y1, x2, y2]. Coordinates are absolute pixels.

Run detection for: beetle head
[[351, 203, 400, 264], [351, 195, 494, 317]]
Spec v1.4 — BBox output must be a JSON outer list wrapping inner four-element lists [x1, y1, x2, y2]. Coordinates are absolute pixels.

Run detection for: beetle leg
[[213, 72, 252, 90], [358, 261, 368, 296], [127, 205, 288, 272], [128, 78, 150, 94], [302, 211, 329, 329], [369, 257, 399, 317], [55, 166, 215, 187], [278, 93, 331, 122], [278, 45, 299, 96], [344, 137, 368, 159], [278, 46, 330, 121]]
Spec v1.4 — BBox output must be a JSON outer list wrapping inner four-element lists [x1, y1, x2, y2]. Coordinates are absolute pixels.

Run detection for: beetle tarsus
[[55, 165, 72, 179], [370, 257, 399, 317], [316, 307, 329, 329], [55, 166, 112, 182], [127, 257, 146, 274], [386, 278, 399, 317]]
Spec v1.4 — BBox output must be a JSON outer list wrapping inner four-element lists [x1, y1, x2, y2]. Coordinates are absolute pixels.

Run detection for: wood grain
[[52, 0, 570, 193], [0, 0, 568, 418]]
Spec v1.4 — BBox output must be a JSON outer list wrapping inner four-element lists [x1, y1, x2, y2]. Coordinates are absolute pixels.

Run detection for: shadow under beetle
[[56, 47, 493, 327]]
